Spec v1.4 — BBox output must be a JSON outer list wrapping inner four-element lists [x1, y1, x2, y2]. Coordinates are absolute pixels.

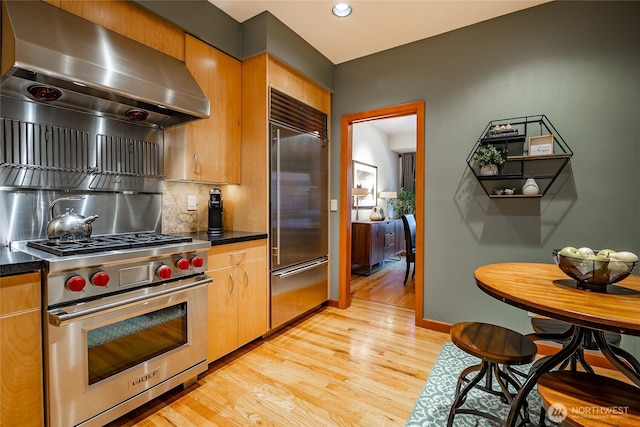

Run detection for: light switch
[[187, 195, 197, 211], [330, 199, 338, 211]]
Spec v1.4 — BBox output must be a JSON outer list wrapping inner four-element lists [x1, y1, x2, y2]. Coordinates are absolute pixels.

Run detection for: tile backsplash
[[162, 182, 212, 233]]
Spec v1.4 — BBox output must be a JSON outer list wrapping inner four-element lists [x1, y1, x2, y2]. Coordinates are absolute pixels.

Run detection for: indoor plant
[[472, 144, 506, 176], [390, 188, 416, 216]]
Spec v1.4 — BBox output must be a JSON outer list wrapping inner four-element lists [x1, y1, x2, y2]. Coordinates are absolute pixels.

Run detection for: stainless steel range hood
[[1, 1, 209, 128]]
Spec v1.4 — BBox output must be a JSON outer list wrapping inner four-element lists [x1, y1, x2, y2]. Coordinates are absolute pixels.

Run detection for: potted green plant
[[472, 144, 506, 176], [389, 188, 416, 216]]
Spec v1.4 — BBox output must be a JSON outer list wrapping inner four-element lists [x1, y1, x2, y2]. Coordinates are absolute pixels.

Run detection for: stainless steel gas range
[[1, 2, 216, 425], [13, 233, 212, 427]]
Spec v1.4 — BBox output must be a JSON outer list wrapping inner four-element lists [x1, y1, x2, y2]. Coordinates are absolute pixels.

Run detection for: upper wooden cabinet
[[164, 35, 241, 184], [55, 0, 185, 60]]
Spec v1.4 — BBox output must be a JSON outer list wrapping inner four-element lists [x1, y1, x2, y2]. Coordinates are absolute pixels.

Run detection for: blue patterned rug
[[406, 342, 559, 426]]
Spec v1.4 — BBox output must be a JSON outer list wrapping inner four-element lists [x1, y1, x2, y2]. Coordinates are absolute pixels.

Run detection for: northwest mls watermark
[[547, 402, 630, 423]]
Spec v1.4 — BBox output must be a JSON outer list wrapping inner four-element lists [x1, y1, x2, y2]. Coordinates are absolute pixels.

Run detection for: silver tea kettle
[[47, 197, 99, 242]]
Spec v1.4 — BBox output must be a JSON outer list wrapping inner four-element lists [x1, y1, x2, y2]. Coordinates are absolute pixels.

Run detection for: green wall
[[331, 0, 640, 349]]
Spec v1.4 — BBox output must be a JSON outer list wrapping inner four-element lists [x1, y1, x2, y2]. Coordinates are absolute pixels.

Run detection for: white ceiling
[[366, 116, 417, 153], [368, 116, 416, 135], [208, 0, 550, 64]]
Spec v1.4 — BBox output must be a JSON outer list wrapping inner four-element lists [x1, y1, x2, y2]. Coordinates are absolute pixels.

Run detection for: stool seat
[[447, 322, 538, 427], [538, 371, 640, 426]]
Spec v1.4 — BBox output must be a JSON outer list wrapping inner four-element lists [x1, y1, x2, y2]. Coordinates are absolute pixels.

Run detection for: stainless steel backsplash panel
[[1, 97, 164, 244], [1, 191, 162, 246]]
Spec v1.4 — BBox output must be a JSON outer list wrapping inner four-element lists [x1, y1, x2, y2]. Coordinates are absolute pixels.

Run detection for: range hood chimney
[[1, 1, 210, 128]]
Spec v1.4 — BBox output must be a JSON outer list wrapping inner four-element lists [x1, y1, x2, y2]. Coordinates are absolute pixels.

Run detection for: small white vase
[[479, 164, 499, 176], [369, 207, 382, 221], [522, 178, 539, 195]]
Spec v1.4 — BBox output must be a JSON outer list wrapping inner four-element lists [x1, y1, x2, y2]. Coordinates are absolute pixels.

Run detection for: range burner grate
[[27, 233, 193, 256]]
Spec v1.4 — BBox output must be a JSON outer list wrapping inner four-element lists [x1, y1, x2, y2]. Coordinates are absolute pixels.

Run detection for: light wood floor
[[350, 257, 415, 309], [107, 299, 448, 426], [106, 298, 631, 426]]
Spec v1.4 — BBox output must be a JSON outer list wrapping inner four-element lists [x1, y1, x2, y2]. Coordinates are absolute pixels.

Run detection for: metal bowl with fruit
[[552, 246, 638, 285], [552, 247, 639, 286]]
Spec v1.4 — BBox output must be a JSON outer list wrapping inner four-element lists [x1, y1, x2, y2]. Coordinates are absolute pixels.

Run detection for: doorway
[[338, 101, 425, 325]]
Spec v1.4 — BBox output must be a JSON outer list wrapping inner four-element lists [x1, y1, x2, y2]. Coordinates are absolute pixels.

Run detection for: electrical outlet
[[330, 199, 338, 211], [187, 195, 197, 211]]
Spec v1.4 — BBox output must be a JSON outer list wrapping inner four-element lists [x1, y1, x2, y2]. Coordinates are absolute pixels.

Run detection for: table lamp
[[378, 191, 397, 219], [352, 188, 369, 220]]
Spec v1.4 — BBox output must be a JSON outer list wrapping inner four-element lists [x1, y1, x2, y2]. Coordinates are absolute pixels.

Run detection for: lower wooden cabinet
[[352, 219, 404, 272], [206, 240, 268, 362], [0, 272, 44, 427]]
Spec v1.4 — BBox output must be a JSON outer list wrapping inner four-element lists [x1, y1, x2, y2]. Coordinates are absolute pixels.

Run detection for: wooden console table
[[352, 219, 404, 275]]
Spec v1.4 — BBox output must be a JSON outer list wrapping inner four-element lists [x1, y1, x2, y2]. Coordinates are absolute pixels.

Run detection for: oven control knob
[[157, 265, 172, 279], [176, 258, 191, 270], [91, 272, 110, 287], [191, 256, 204, 268], [66, 275, 86, 292]]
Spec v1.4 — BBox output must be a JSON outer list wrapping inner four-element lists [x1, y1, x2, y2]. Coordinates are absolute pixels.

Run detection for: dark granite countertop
[[177, 230, 268, 246], [0, 246, 44, 277]]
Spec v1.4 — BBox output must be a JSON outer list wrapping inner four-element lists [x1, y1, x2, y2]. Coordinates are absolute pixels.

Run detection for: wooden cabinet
[[164, 35, 241, 184], [0, 272, 44, 427], [205, 240, 268, 362], [57, 0, 185, 60], [352, 220, 404, 273]]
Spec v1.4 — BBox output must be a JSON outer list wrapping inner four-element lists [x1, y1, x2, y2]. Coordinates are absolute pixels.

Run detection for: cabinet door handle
[[193, 153, 199, 173], [229, 251, 246, 256], [229, 272, 235, 294], [243, 269, 249, 291]]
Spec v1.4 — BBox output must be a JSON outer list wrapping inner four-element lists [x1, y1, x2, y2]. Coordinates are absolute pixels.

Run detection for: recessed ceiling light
[[332, 3, 352, 18]]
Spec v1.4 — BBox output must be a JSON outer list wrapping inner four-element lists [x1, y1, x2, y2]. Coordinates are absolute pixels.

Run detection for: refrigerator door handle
[[273, 258, 329, 279], [274, 128, 281, 266]]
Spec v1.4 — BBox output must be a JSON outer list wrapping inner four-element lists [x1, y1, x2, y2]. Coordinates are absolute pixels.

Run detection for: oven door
[[45, 275, 210, 427]]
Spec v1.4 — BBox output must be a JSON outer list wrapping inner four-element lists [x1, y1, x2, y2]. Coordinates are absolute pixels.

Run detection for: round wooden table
[[474, 263, 640, 426]]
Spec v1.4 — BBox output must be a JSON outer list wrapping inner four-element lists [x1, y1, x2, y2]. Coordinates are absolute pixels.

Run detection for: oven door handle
[[48, 277, 212, 326]]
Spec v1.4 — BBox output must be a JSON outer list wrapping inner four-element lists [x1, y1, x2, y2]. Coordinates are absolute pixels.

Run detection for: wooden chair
[[448, 322, 538, 427], [537, 370, 640, 426], [401, 214, 416, 285]]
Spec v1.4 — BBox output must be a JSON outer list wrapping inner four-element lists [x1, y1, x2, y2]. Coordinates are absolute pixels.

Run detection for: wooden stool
[[530, 316, 622, 372], [537, 371, 640, 426], [447, 322, 538, 427]]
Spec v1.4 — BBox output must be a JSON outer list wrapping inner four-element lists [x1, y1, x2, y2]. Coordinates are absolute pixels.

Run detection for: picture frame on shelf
[[353, 160, 377, 208], [528, 134, 554, 156]]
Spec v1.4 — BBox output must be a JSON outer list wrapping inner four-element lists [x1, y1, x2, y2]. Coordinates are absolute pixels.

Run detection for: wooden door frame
[[338, 101, 425, 325]]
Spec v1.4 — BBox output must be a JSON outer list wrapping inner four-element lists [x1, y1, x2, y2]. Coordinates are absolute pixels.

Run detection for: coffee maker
[[207, 188, 223, 236]]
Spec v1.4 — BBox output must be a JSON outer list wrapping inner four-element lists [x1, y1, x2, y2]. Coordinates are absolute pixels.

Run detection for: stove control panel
[[47, 250, 209, 306]]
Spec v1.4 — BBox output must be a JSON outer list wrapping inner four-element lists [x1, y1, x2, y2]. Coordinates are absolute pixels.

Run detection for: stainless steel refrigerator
[[269, 122, 329, 330]]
